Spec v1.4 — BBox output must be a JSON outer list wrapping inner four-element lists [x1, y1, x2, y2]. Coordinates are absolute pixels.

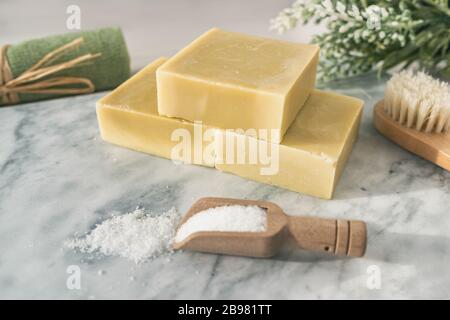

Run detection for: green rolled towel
[[1, 27, 130, 106]]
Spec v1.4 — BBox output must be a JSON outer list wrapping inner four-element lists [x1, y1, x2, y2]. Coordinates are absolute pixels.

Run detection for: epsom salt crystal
[[174, 205, 267, 243], [65, 207, 181, 263]]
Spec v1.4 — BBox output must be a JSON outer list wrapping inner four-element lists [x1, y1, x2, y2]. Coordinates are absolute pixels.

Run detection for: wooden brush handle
[[287, 216, 367, 257], [373, 101, 450, 172]]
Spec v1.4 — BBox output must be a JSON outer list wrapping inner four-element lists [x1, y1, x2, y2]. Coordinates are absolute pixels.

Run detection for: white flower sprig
[[271, 0, 449, 82]]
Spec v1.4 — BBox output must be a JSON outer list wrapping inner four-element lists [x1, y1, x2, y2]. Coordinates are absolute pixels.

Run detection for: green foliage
[[270, 0, 450, 82]]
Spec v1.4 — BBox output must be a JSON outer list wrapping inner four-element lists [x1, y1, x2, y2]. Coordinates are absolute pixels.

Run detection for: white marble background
[[0, 0, 449, 299]]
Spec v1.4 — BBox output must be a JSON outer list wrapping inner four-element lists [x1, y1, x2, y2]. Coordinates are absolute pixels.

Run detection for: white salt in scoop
[[173, 197, 367, 258], [174, 204, 267, 243], [66, 198, 367, 262]]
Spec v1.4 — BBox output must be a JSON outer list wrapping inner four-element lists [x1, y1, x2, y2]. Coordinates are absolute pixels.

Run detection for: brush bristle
[[384, 71, 450, 133]]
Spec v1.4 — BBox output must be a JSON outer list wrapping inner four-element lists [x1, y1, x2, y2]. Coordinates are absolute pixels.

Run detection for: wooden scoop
[[173, 197, 367, 258], [374, 100, 450, 172]]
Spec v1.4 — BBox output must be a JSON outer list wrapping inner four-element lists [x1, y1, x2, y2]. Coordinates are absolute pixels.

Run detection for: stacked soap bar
[[157, 28, 319, 143], [97, 58, 215, 167], [215, 91, 363, 199], [97, 28, 364, 199]]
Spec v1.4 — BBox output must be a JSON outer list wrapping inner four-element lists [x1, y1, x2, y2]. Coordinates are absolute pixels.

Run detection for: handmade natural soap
[[96, 58, 215, 167], [214, 90, 364, 199], [157, 28, 319, 143]]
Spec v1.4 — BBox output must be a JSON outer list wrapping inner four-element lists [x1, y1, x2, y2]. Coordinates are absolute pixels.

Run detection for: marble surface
[[0, 74, 449, 299], [1, 0, 449, 300]]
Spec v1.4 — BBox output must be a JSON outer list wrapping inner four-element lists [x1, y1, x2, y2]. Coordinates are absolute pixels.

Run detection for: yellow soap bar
[[96, 58, 215, 167], [157, 28, 319, 143], [214, 90, 364, 199], [97, 58, 361, 199]]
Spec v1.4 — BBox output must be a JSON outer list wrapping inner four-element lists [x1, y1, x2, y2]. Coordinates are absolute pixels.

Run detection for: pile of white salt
[[65, 207, 181, 263]]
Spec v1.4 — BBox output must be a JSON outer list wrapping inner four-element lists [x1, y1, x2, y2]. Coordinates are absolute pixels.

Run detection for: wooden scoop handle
[[287, 216, 367, 257]]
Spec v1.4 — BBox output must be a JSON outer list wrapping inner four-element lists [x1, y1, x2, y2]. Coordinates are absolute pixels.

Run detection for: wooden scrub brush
[[374, 71, 450, 171]]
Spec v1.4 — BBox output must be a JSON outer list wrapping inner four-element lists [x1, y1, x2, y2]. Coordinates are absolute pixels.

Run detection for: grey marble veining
[[0, 73, 449, 299]]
